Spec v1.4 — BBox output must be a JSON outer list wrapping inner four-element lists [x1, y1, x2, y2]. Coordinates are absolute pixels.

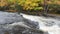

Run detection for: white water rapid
[[21, 13, 60, 34]]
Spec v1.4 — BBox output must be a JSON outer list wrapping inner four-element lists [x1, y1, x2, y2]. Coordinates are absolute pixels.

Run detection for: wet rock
[[23, 18, 39, 29], [0, 24, 48, 34], [7, 25, 49, 34]]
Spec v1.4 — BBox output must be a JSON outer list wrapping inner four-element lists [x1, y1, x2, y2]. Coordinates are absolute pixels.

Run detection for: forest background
[[0, 0, 60, 16]]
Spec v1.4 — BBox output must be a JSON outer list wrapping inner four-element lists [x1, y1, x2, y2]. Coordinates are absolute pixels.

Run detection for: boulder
[[0, 24, 48, 34]]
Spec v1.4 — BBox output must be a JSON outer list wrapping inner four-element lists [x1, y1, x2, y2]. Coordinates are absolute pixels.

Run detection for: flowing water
[[0, 11, 60, 34], [21, 13, 60, 34]]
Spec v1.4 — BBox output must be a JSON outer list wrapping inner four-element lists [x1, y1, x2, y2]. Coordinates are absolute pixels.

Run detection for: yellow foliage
[[17, 0, 41, 10]]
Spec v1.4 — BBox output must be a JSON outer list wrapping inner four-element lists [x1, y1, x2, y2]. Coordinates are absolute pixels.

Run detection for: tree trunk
[[42, 0, 48, 15]]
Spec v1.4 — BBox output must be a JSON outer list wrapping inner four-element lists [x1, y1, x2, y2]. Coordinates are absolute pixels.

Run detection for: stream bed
[[21, 13, 60, 34], [0, 11, 60, 34]]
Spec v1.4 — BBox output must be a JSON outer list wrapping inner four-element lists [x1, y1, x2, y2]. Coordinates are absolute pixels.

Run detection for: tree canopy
[[8, 0, 44, 10], [0, 0, 60, 14]]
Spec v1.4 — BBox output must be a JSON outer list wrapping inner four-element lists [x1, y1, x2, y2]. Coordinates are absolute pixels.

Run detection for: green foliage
[[34, 7, 43, 10], [48, 4, 60, 14]]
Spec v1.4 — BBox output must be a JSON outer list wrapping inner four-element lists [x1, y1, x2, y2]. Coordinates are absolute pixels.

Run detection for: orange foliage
[[47, 0, 60, 5], [56, 1, 60, 5], [0, 0, 8, 7]]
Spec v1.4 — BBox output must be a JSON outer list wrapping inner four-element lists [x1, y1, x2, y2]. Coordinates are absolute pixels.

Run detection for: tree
[[7, 0, 60, 14], [8, 0, 43, 10], [18, 0, 43, 10], [42, 0, 60, 15]]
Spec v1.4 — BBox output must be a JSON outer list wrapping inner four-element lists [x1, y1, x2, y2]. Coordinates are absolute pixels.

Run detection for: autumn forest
[[0, 0, 60, 15]]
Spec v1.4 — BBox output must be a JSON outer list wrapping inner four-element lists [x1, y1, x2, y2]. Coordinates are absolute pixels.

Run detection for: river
[[21, 13, 60, 34], [0, 11, 60, 34]]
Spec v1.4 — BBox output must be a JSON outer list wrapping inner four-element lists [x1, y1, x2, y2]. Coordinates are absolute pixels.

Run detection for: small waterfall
[[0, 11, 60, 34], [0, 11, 48, 34], [21, 13, 60, 34]]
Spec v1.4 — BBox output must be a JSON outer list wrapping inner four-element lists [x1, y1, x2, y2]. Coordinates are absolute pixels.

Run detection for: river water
[[21, 13, 60, 34], [0, 11, 60, 34]]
